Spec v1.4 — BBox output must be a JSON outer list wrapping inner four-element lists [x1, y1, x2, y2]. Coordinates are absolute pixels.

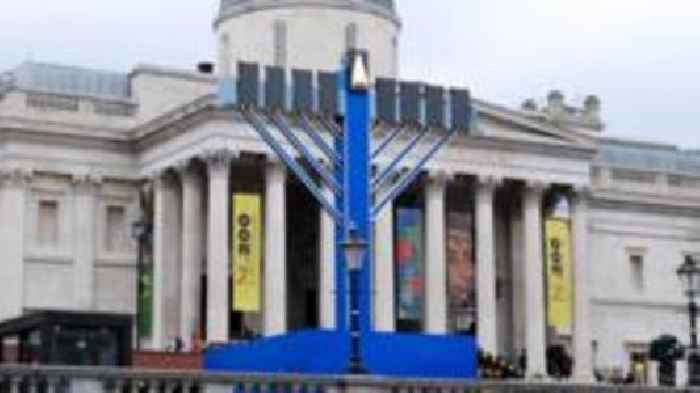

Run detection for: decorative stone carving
[[477, 174, 503, 191], [427, 169, 453, 186], [0, 167, 33, 188], [71, 172, 103, 194], [202, 149, 238, 173]]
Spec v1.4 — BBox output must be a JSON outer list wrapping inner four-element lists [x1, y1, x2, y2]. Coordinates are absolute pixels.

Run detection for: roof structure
[[2, 60, 698, 177], [597, 139, 700, 174], [2, 61, 130, 99]]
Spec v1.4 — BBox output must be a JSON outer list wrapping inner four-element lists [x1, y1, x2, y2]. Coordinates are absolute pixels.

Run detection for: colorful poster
[[395, 208, 424, 322], [232, 194, 262, 312], [447, 212, 475, 331], [545, 218, 573, 333]]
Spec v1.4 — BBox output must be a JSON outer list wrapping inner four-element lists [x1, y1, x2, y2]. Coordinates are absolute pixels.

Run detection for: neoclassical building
[[0, 0, 699, 382]]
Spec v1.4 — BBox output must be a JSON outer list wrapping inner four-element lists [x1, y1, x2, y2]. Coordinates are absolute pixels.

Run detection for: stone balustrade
[[0, 365, 697, 393]]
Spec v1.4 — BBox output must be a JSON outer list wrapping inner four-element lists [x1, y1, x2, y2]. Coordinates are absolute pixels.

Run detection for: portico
[[137, 95, 595, 379]]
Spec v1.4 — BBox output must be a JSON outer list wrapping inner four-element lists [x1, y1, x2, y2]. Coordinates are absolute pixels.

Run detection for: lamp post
[[677, 255, 700, 386], [342, 227, 368, 374], [131, 217, 149, 351]]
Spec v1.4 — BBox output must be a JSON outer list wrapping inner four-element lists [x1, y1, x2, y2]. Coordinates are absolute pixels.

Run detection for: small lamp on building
[[342, 226, 368, 374], [131, 217, 150, 351], [677, 255, 700, 386], [131, 219, 148, 242]]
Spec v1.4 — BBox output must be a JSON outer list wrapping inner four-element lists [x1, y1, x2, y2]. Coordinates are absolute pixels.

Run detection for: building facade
[[0, 0, 699, 382]]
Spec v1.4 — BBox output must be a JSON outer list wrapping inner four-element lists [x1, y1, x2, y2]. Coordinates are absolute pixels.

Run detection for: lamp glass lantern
[[678, 256, 700, 297], [342, 228, 367, 271]]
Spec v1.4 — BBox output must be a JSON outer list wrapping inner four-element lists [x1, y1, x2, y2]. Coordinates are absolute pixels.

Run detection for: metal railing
[[0, 365, 697, 393]]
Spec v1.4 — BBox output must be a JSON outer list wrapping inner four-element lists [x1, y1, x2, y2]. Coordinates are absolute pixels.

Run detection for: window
[[106, 205, 127, 252], [37, 200, 59, 247], [273, 20, 287, 67], [630, 253, 645, 292]]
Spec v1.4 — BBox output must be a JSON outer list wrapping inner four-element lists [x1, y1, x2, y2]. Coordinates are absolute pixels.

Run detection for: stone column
[[523, 181, 547, 378], [264, 161, 287, 336], [476, 176, 499, 355], [205, 151, 234, 343], [152, 172, 182, 350], [425, 173, 448, 334], [572, 187, 593, 382], [319, 185, 336, 329], [648, 360, 659, 386], [0, 168, 29, 321], [179, 163, 205, 350], [510, 202, 526, 357], [374, 199, 395, 332], [72, 173, 100, 310]]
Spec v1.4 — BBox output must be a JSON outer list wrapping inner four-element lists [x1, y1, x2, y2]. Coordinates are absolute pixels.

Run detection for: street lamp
[[131, 217, 149, 351], [677, 255, 700, 386], [342, 226, 368, 374]]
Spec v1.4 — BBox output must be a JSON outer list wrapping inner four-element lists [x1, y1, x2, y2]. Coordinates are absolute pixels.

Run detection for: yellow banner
[[545, 219, 573, 333], [232, 194, 262, 312]]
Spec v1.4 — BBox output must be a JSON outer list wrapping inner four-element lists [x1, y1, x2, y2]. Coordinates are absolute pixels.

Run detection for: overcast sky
[[1, 1, 698, 148]]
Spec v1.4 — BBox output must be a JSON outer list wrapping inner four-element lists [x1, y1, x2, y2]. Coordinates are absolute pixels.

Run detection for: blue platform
[[204, 330, 478, 379]]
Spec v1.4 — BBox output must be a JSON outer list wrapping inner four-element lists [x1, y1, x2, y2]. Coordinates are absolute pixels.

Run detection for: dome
[[214, 0, 401, 78], [217, 0, 397, 22]]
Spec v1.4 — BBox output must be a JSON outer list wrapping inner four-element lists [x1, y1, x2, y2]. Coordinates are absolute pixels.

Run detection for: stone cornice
[[591, 188, 700, 210], [15, 87, 137, 106], [0, 166, 33, 187], [214, 0, 402, 29], [591, 297, 686, 311], [3, 92, 600, 162], [449, 133, 597, 161], [71, 171, 103, 193], [135, 98, 599, 167], [0, 116, 131, 141], [593, 161, 700, 179], [130, 94, 216, 142], [590, 194, 700, 217], [129, 64, 218, 85]]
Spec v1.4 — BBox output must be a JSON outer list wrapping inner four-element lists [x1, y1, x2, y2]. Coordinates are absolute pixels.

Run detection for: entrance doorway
[[286, 179, 320, 330]]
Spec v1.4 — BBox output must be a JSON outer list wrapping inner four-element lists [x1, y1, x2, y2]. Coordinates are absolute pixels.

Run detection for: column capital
[[173, 158, 193, 174], [0, 166, 33, 188], [72, 171, 103, 192], [524, 179, 548, 195], [203, 149, 237, 173], [265, 154, 287, 172], [174, 160, 203, 186], [477, 175, 503, 191], [427, 169, 453, 186]]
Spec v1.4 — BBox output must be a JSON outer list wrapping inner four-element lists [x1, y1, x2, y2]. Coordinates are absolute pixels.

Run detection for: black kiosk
[[0, 311, 132, 366]]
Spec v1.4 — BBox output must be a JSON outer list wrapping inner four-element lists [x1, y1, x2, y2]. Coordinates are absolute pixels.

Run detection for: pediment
[[472, 99, 598, 153], [135, 94, 599, 162]]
